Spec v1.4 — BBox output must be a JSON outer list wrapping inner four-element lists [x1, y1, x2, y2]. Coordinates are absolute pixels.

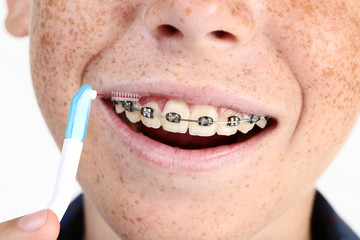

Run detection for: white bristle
[[111, 91, 140, 102]]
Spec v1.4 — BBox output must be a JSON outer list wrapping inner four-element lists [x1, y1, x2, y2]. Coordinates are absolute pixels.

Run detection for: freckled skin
[[28, 0, 360, 240]]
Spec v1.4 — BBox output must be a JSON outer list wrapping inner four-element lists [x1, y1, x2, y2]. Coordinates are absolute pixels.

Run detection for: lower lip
[[99, 100, 274, 172]]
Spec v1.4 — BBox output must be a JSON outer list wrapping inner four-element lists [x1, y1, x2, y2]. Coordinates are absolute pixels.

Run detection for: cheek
[[29, 0, 141, 144], [266, 1, 360, 121], [295, 27, 360, 152], [267, 2, 360, 179]]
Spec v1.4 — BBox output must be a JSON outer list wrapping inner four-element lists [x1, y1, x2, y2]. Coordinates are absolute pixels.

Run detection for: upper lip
[[96, 81, 278, 119]]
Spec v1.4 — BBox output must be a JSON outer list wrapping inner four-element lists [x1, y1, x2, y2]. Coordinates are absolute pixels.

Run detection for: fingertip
[[18, 210, 48, 232], [46, 209, 60, 223], [42, 209, 61, 239], [18, 209, 60, 240]]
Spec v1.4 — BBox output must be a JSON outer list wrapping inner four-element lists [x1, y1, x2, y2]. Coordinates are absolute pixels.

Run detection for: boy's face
[[28, 0, 360, 239]]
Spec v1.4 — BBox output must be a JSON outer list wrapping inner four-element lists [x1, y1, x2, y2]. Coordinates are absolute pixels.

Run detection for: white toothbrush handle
[[47, 138, 83, 221]]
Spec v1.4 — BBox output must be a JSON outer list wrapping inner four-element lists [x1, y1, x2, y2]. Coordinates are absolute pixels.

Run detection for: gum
[[138, 97, 230, 116], [138, 96, 169, 111]]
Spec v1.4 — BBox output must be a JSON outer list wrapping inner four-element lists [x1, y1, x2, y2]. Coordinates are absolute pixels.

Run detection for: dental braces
[[114, 100, 269, 127]]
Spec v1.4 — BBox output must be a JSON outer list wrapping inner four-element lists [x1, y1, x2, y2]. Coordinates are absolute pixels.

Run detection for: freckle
[[184, 7, 192, 16], [68, 18, 75, 25], [119, 176, 124, 183], [136, 217, 142, 222], [122, 214, 129, 221], [95, 174, 100, 183], [122, 234, 129, 239]]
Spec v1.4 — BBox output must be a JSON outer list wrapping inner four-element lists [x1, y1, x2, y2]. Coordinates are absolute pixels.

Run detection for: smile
[[107, 91, 274, 149], [97, 83, 277, 171]]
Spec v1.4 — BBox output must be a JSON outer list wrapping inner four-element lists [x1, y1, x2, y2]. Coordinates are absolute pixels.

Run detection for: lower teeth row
[[117, 101, 269, 127]]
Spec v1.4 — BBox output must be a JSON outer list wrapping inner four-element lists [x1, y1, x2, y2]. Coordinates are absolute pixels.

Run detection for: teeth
[[161, 100, 190, 133], [140, 102, 161, 129], [189, 105, 218, 136], [113, 99, 269, 137], [217, 110, 238, 136], [115, 103, 124, 114], [125, 102, 141, 123], [126, 111, 141, 123], [238, 114, 255, 134], [256, 117, 268, 129]]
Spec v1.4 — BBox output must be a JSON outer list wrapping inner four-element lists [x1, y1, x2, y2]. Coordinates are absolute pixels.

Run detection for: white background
[[0, 1, 359, 236]]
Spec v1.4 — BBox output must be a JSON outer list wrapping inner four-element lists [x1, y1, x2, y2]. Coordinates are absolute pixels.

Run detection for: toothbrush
[[47, 84, 97, 221], [47, 84, 141, 221]]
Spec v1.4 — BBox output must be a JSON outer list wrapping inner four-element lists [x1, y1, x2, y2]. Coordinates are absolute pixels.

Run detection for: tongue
[[139, 125, 239, 149]]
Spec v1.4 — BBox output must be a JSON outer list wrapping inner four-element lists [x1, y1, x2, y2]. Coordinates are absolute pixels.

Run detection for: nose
[[144, 0, 255, 49]]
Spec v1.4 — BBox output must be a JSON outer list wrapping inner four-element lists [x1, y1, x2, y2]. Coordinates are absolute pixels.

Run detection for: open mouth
[[108, 97, 274, 150]]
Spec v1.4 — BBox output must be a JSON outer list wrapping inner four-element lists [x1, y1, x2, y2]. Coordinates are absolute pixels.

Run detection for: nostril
[[208, 30, 237, 42], [156, 24, 183, 38]]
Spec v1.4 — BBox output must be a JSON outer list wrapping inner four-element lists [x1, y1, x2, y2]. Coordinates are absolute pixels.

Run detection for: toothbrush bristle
[[111, 91, 140, 102]]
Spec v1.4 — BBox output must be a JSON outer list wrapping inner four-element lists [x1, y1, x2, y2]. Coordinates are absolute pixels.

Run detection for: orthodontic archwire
[[47, 84, 269, 222], [107, 92, 269, 127]]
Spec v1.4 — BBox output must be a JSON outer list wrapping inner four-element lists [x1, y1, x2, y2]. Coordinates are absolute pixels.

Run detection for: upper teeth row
[[113, 100, 269, 136]]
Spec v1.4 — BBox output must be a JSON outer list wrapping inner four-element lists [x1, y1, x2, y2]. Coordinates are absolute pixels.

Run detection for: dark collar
[[58, 194, 84, 240], [58, 192, 359, 240], [311, 192, 359, 240]]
